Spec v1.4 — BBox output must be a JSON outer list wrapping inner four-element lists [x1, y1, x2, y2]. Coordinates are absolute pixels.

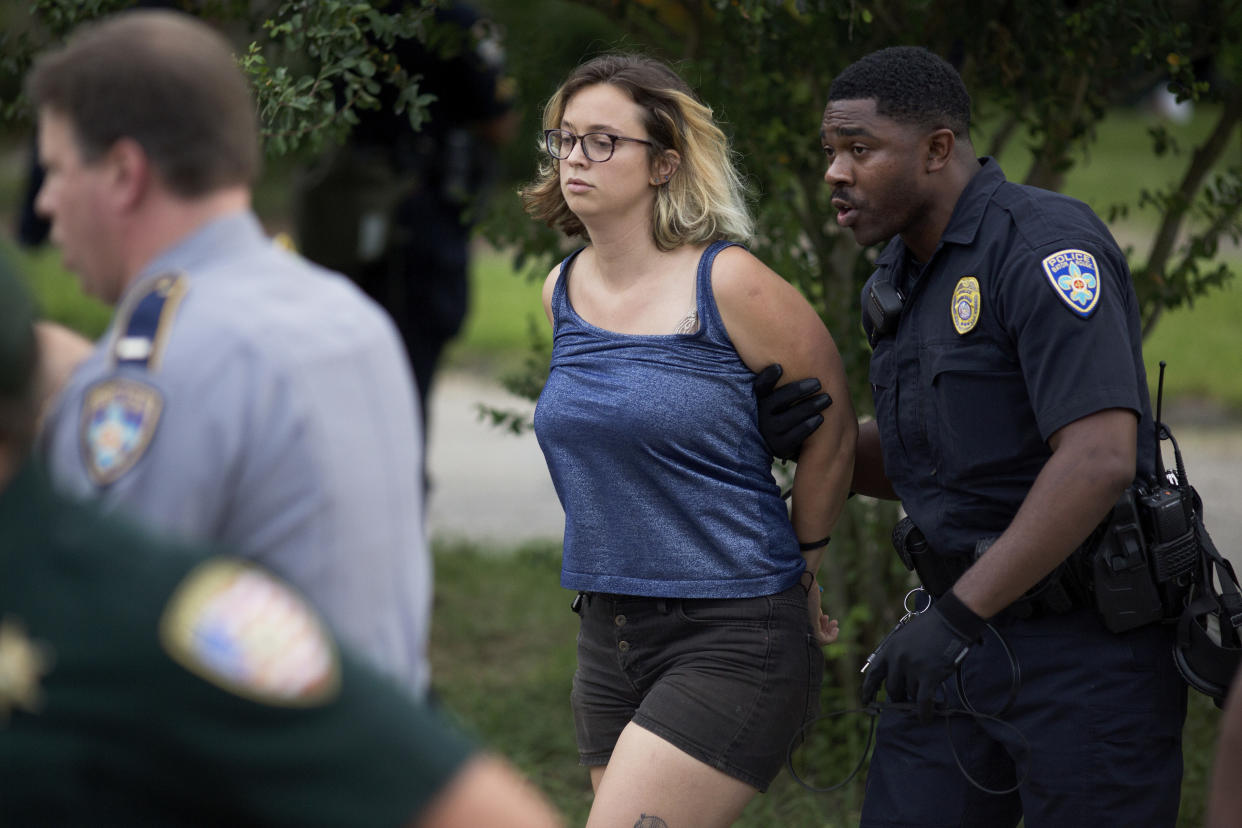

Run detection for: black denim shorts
[[570, 582, 824, 791]]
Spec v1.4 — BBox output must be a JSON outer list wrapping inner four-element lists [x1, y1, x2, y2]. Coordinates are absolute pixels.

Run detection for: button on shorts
[[570, 582, 824, 791]]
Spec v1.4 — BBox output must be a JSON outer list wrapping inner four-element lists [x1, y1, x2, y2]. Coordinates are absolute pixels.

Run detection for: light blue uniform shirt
[[42, 211, 431, 694]]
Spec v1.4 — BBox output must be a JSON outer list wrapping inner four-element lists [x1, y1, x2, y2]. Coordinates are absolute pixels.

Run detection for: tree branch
[[1140, 93, 1242, 334]]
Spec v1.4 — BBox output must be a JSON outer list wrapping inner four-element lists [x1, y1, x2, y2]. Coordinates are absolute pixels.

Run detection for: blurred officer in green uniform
[[0, 257, 561, 827]]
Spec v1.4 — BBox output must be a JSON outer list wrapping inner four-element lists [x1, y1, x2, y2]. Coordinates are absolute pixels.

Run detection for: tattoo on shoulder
[[634, 816, 669, 828]]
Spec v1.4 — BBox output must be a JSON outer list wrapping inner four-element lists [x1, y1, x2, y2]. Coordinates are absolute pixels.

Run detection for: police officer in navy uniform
[[764, 46, 1186, 826], [0, 253, 565, 828], [295, 2, 516, 438], [29, 10, 432, 695]]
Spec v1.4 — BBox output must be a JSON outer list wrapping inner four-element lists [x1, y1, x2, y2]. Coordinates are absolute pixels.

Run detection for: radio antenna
[[1155, 360, 1168, 482]]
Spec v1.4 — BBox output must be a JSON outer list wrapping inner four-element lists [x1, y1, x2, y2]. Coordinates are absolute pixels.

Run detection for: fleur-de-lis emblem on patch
[[1041, 249, 1101, 317], [1058, 261, 1097, 308]]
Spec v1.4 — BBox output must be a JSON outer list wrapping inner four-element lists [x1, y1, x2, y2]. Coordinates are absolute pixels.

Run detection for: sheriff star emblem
[[0, 616, 53, 722]]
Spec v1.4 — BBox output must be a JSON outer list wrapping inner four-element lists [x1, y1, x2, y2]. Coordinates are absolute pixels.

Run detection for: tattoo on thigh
[[634, 816, 668, 828]]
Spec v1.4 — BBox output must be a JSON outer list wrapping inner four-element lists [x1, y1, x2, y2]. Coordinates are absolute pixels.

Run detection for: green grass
[[984, 102, 1242, 227], [429, 543, 1224, 827], [4, 241, 112, 338], [428, 541, 593, 822], [1145, 279, 1242, 414], [428, 542, 863, 827], [443, 246, 550, 377]]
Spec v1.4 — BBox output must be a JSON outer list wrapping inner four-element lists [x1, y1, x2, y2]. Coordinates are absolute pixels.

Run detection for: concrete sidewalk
[[425, 370, 1242, 571], [425, 371, 564, 546], [1164, 425, 1242, 572]]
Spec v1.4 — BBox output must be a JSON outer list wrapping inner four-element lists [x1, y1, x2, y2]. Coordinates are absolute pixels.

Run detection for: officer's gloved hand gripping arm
[[861, 408, 1138, 717], [754, 374, 895, 500], [752, 363, 832, 461]]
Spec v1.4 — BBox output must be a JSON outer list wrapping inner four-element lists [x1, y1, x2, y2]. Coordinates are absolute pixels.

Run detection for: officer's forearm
[[850, 420, 897, 500], [952, 408, 1136, 618]]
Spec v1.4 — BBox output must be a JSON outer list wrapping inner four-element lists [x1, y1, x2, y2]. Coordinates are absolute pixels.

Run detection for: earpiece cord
[[787, 623, 1028, 796], [786, 702, 1031, 796], [784, 706, 879, 794], [954, 621, 1021, 719]]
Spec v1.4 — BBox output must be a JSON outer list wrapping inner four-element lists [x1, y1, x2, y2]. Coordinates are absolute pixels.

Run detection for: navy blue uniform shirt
[[862, 157, 1155, 558]]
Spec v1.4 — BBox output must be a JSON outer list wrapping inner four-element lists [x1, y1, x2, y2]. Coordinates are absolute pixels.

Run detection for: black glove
[[753, 363, 832, 461], [859, 591, 987, 721]]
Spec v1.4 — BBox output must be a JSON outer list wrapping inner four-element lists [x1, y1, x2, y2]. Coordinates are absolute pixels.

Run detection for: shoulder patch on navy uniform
[[80, 378, 164, 486], [0, 616, 54, 722], [951, 276, 981, 335], [1040, 249, 1100, 317], [112, 272, 188, 371], [159, 558, 341, 707]]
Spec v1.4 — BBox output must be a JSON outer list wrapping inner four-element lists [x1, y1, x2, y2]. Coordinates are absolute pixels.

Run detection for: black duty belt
[[891, 517, 1089, 621]]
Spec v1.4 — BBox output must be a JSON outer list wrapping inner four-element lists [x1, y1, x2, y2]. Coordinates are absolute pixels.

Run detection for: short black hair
[[828, 46, 971, 137]]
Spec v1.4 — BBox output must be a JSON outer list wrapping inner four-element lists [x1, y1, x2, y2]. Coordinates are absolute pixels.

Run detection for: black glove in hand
[[753, 363, 832, 461], [859, 592, 987, 721]]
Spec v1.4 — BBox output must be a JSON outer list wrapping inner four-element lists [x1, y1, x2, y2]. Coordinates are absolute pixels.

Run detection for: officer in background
[[13, 138, 49, 247], [294, 1, 517, 441], [0, 255, 562, 828], [29, 10, 432, 694], [765, 46, 1185, 826]]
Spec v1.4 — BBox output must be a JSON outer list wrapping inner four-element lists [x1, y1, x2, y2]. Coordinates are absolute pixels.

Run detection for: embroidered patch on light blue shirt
[[80, 378, 164, 486]]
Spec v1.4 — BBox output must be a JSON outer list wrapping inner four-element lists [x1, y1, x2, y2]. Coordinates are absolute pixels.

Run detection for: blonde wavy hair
[[519, 54, 753, 249]]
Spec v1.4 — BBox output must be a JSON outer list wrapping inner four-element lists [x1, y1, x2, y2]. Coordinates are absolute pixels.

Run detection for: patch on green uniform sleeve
[[159, 558, 341, 707]]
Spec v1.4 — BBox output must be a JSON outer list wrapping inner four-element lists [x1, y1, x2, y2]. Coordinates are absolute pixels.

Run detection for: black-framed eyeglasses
[[543, 129, 653, 162]]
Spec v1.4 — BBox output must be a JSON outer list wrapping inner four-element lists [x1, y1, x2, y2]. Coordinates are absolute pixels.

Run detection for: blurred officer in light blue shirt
[[28, 9, 431, 694]]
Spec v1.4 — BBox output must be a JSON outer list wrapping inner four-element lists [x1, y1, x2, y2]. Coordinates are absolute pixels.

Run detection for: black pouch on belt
[[1090, 488, 1164, 632], [891, 517, 971, 597]]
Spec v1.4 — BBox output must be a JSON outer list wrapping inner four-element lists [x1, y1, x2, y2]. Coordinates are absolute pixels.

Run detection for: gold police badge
[[951, 276, 981, 335]]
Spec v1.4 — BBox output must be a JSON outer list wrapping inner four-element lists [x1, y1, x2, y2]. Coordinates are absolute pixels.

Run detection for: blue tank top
[[533, 240, 802, 598]]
